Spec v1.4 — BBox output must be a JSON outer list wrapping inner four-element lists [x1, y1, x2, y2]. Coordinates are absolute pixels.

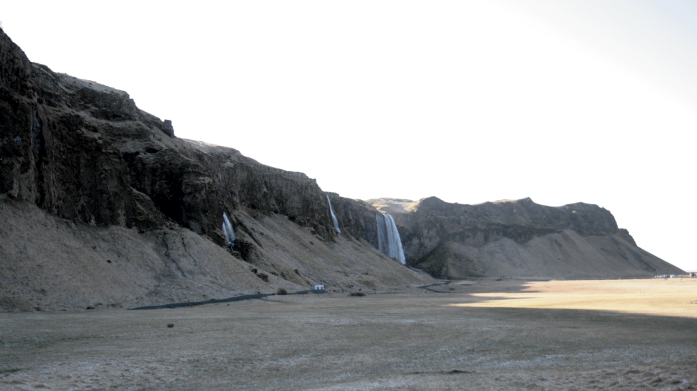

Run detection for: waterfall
[[376, 213, 406, 264], [222, 212, 236, 250], [327, 195, 341, 233]]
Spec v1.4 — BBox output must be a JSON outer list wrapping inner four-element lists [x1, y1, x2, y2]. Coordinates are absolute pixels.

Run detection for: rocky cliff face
[[369, 197, 683, 279], [389, 196, 619, 258], [326, 193, 381, 248], [0, 29, 432, 311], [0, 30, 338, 245]]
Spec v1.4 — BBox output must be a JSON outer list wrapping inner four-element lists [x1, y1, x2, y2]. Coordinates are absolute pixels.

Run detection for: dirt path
[[1, 279, 696, 390]]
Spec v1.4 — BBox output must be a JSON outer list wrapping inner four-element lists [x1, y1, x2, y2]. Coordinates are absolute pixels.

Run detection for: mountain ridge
[[366, 197, 682, 279]]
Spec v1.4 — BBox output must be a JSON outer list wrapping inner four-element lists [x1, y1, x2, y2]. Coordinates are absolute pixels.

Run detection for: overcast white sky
[[2, 1, 696, 270]]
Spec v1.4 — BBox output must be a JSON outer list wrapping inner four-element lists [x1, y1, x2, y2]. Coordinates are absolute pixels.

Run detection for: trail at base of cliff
[[1, 279, 696, 390]]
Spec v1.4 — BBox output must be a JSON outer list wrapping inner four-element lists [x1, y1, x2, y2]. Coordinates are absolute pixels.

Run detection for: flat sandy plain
[[1, 279, 696, 390]]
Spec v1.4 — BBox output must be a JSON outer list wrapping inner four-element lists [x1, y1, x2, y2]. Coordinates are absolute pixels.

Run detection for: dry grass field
[[1, 279, 696, 390]]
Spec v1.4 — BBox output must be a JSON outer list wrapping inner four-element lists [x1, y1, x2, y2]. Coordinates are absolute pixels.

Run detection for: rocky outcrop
[[368, 197, 683, 279], [326, 193, 382, 248]]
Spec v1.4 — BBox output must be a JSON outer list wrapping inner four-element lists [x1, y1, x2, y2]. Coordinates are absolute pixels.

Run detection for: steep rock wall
[[0, 29, 339, 245], [326, 193, 381, 249]]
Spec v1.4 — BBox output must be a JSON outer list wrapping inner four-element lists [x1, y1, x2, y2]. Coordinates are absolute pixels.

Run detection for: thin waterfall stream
[[222, 212, 236, 251], [327, 195, 341, 233]]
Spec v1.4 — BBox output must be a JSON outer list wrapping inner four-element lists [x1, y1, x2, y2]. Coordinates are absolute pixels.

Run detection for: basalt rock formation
[[368, 197, 684, 279], [0, 29, 432, 311]]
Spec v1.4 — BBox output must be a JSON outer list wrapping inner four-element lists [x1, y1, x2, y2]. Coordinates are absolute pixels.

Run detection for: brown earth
[[1, 279, 695, 390], [0, 196, 432, 312]]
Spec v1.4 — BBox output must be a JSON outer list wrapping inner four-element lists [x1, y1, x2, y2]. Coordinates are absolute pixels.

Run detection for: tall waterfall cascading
[[222, 212, 236, 250], [327, 195, 341, 233], [376, 213, 406, 264]]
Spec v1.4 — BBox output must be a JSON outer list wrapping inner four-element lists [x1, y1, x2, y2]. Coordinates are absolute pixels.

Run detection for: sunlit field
[[449, 279, 697, 318]]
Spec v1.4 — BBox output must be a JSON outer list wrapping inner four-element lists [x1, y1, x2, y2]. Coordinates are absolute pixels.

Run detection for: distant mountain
[[368, 197, 683, 279]]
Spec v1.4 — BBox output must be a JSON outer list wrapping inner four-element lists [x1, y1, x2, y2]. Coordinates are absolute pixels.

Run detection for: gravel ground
[[1, 279, 696, 390]]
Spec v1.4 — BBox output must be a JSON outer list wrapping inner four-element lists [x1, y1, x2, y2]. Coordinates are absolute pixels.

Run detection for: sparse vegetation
[[277, 288, 287, 295], [349, 292, 365, 297]]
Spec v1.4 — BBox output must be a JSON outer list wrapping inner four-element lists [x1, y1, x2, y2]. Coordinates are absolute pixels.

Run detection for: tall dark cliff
[[0, 29, 432, 311], [326, 193, 381, 248], [0, 29, 338, 247]]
